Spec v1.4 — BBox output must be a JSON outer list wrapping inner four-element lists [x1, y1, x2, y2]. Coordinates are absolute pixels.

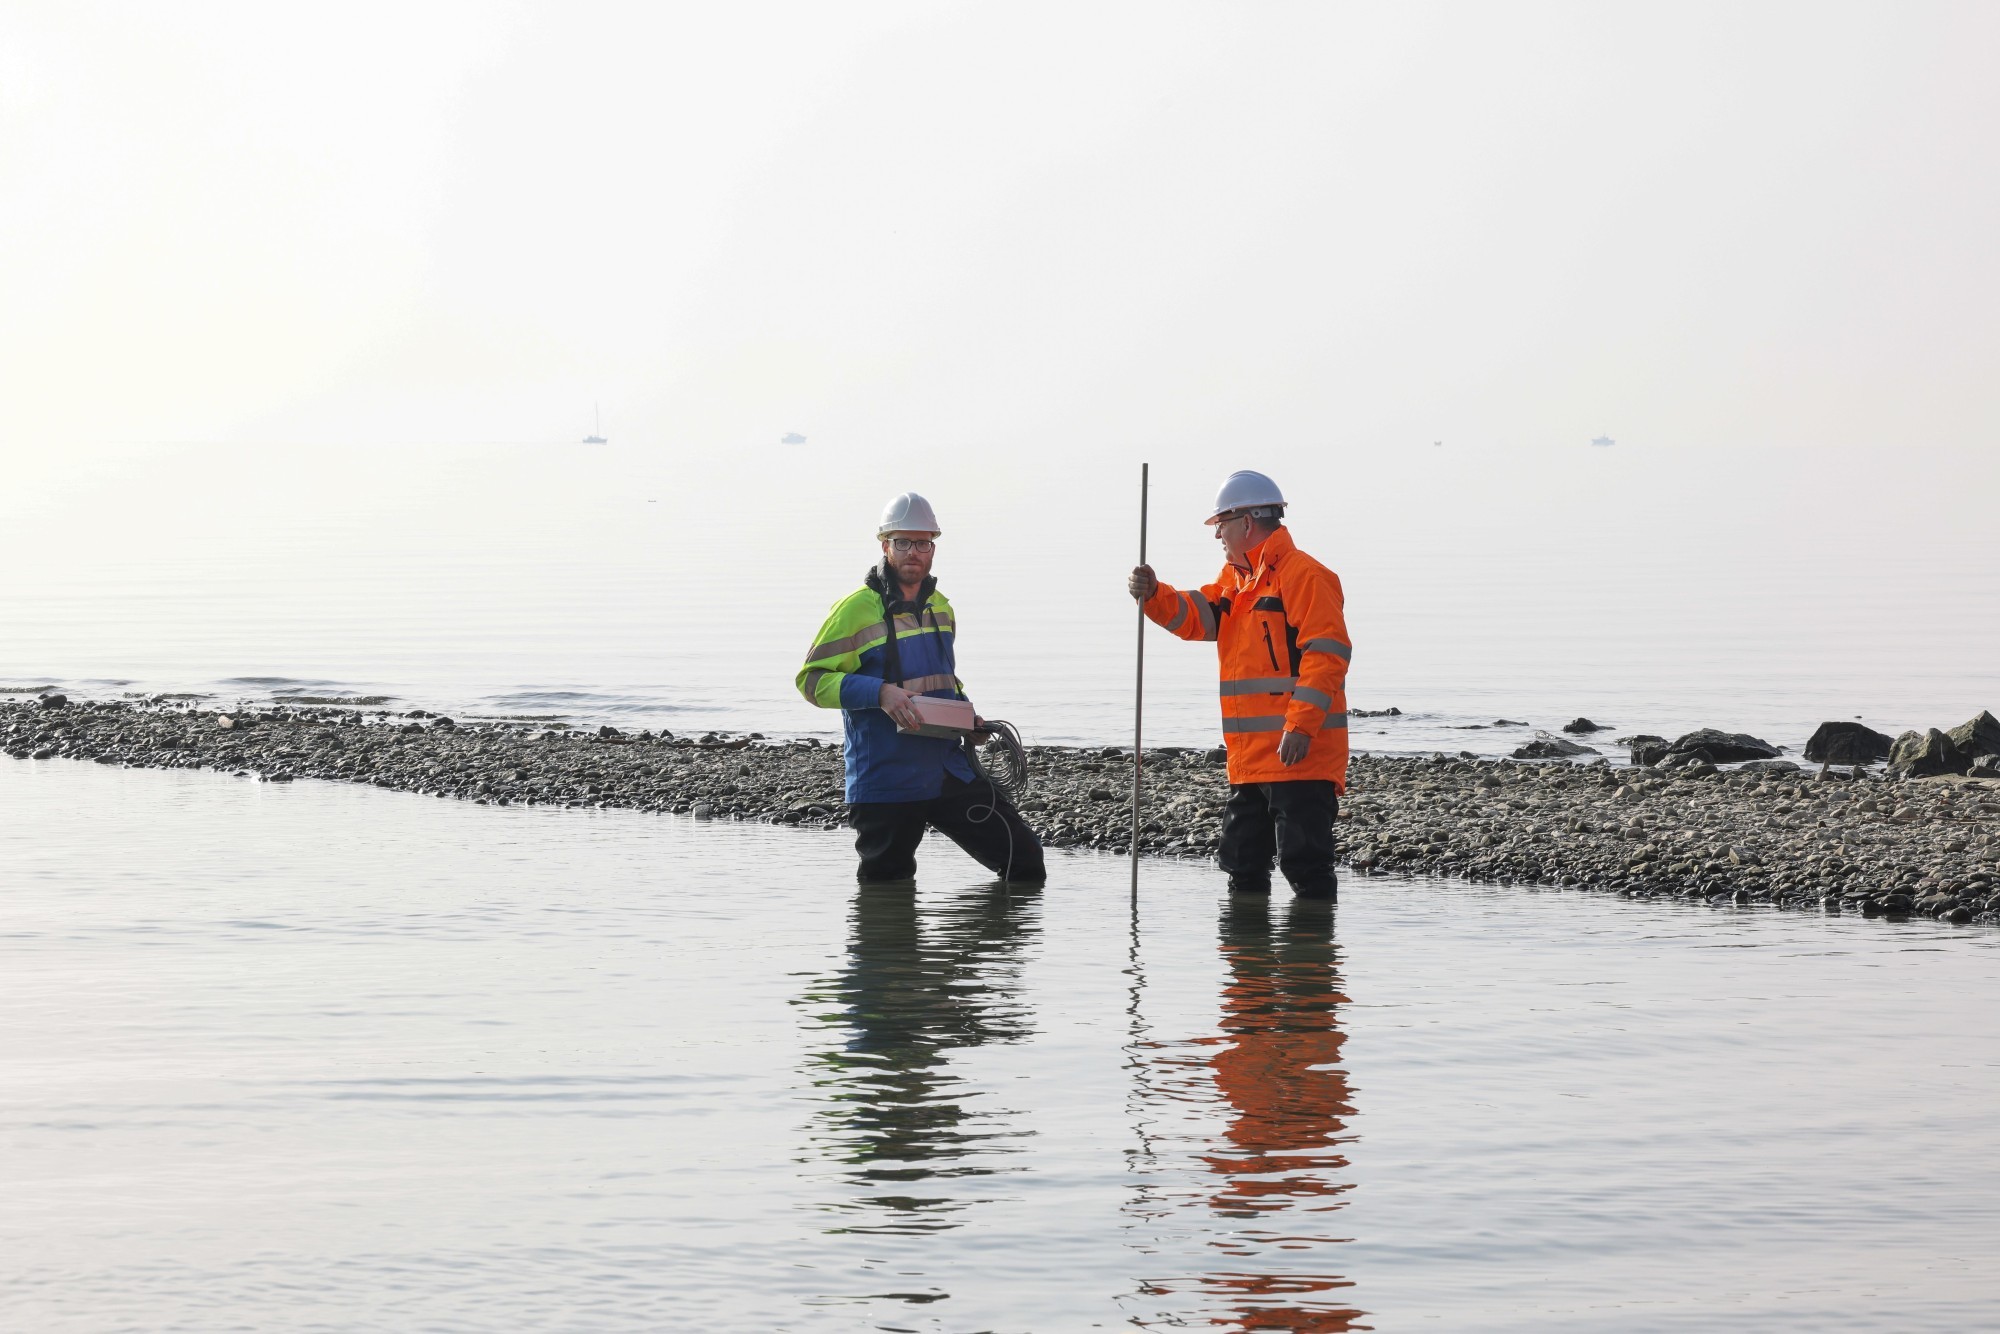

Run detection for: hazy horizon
[[3, 2, 1995, 747]]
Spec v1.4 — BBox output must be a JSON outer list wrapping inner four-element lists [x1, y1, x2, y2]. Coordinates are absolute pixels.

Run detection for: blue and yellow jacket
[[797, 565, 976, 803]]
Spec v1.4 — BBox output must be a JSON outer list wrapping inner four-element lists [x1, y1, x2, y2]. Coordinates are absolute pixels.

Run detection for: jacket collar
[[1232, 525, 1294, 589], [865, 562, 937, 612]]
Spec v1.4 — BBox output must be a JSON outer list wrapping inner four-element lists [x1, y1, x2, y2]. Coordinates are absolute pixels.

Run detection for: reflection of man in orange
[[1196, 895, 1362, 1333]]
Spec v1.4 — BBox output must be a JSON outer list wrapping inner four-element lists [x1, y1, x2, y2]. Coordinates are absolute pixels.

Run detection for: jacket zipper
[[1261, 622, 1282, 673]]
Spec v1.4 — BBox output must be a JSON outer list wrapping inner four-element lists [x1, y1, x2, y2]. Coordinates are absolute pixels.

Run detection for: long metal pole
[[1131, 462, 1149, 898]]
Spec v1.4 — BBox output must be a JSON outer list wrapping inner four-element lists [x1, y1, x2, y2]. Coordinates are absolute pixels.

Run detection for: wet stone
[[3, 696, 1998, 930]]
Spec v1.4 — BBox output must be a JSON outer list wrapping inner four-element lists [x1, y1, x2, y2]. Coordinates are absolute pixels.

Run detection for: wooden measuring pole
[[1131, 462, 1149, 898]]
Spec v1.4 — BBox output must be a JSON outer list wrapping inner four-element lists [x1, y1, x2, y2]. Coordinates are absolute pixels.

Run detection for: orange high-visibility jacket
[[1143, 526, 1352, 789]]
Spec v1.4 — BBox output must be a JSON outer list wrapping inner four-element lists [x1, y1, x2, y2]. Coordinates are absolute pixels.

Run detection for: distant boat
[[583, 402, 608, 445], [1591, 435, 1615, 448]]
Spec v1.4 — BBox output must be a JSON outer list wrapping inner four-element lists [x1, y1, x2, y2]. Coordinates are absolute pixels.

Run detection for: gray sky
[[5, 0, 1998, 471]]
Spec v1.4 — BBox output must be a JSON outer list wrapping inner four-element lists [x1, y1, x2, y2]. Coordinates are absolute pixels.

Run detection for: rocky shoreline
[[7, 695, 1998, 925]]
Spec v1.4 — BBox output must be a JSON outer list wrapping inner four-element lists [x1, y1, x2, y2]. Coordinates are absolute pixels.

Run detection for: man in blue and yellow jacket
[[797, 492, 1045, 884]]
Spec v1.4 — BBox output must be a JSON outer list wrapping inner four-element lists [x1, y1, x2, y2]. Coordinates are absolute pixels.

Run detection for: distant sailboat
[[1591, 435, 1615, 448], [583, 403, 608, 445]]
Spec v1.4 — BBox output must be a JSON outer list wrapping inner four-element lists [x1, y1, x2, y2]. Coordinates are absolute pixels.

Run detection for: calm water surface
[[3, 442, 1996, 758], [6, 759, 2000, 1329]]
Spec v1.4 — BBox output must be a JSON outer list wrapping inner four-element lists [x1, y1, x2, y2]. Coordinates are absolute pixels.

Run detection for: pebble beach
[[9, 694, 1997, 925]]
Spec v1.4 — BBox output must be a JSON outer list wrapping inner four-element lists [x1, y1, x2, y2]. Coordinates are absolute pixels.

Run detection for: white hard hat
[[1206, 470, 1286, 524], [877, 491, 942, 537]]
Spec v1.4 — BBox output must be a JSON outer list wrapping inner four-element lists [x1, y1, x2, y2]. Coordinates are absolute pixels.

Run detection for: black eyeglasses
[[888, 538, 936, 553]]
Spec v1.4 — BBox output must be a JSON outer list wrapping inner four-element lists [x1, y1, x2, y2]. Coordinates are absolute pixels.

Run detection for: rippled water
[[7, 757, 2000, 1330]]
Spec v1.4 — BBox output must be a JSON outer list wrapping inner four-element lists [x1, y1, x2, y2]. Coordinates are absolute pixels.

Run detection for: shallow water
[[6, 759, 2000, 1330]]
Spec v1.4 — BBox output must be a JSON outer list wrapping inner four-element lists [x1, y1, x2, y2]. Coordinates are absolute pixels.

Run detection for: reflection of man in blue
[[799, 883, 1040, 1234]]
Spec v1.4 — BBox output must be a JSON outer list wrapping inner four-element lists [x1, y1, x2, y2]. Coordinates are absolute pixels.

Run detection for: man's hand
[[1277, 729, 1311, 766], [1128, 564, 1158, 602], [969, 715, 994, 745], [879, 683, 924, 732]]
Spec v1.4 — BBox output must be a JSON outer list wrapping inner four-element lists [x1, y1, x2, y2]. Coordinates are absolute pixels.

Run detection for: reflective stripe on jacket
[[1143, 526, 1352, 789], [797, 570, 974, 803]]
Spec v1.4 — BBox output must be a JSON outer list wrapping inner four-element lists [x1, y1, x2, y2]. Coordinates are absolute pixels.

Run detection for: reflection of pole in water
[[1124, 896, 1365, 1333], [1123, 870, 1162, 1208], [796, 883, 1040, 1235]]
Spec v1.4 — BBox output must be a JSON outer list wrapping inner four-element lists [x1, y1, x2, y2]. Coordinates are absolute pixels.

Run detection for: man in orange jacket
[[1128, 470, 1351, 898]]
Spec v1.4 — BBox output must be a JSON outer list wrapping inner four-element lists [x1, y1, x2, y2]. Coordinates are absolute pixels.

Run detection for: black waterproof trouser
[[849, 774, 1047, 884], [1217, 779, 1340, 898]]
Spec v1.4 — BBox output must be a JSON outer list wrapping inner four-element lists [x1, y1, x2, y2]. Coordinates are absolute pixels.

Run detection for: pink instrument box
[[896, 694, 976, 739]]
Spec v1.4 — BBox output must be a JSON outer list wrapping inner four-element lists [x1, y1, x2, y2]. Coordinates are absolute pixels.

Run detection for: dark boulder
[[1971, 755, 2000, 778], [1669, 729, 1780, 764], [1561, 717, 1604, 734], [1512, 735, 1597, 760], [36, 693, 68, 710], [1626, 734, 1669, 766], [1887, 728, 1967, 778], [1803, 721, 1894, 767], [1946, 710, 2000, 761]]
